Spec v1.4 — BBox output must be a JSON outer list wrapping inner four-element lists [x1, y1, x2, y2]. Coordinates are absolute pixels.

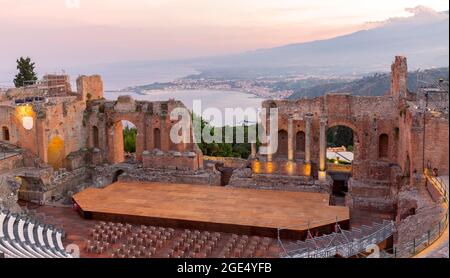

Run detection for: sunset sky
[[0, 0, 448, 74]]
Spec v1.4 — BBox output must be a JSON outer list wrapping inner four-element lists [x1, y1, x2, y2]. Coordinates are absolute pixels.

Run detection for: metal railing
[[278, 219, 395, 258], [381, 212, 449, 258]]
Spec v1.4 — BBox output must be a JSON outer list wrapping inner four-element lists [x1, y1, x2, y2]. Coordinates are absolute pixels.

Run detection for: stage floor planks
[[73, 182, 350, 238]]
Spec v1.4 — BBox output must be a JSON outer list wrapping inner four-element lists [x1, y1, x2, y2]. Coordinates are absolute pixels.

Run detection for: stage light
[[266, 162, 274, 174], [304, 163, 312, 176], [16, 105, 35, 130], [286, 161, 295, 175], [22, 116, 34, 130], [252, 161, 261, 174]]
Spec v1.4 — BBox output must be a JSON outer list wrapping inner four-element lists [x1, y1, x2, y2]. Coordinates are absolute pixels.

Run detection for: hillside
[[288, 68, 449, 99], [197, 7, 449, 77]]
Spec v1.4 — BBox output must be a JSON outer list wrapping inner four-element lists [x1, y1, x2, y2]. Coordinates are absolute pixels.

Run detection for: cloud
[[365, 5, 448, 28]]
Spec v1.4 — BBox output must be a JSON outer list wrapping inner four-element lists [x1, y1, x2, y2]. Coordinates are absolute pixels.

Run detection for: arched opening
[[122, 121, 137, 161], [277, 130, 288, 157], [326, 125, 355, 206], [47, 136, 65, 170], [154, 128, 161, 150], [92, 126, 99, 148], [112, 120, 138, 163], [295, 131, 305, 153], [113, 169, 125, 183], [1, 126, 9, 141], [379, 134, 389, 159]]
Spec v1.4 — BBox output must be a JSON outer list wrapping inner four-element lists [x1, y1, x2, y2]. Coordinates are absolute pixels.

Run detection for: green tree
[[193, 113, 260, 159], [14, 57, 38, 88], [123, 126, 137, 153], [327, 126, 353, 148]]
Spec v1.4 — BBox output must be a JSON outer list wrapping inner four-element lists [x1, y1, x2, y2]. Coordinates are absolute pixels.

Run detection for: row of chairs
[[166, 229, 222, 258], [219, 235, 273, 258], [0, 209, 72, 258], [84, 221, 276, 258]]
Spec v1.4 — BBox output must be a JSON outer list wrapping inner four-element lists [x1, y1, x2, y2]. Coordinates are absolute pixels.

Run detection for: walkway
[[414, 175, 449, 258]]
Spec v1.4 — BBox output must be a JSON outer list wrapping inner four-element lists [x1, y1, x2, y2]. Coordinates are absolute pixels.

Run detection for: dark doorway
[[154, 128, 161, 149], [379, 134, 389, 159], [296, 131, 305, 152], [2, 126, 9, 141], [113, 170, 125, 183], [92, 126, 99, 148], [277, 130, 288, 157]]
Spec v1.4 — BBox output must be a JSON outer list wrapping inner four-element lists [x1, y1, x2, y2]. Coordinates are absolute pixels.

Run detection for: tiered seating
[[84, 221, 276, 258], [0, 209, 72, 258]]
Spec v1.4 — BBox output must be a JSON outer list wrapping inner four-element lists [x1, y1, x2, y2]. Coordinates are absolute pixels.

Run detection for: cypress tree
[[13, 57, 38, 88]]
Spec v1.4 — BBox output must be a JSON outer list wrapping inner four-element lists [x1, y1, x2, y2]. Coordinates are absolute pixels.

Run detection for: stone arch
[[268, 101, 277, 109], [154, 128, 161, 150], [110, 120, 139, 163], [1, 126, 10, 141], [277, 130, 288, 157], [327, 122, 360, 162], [378, 133, 389, 159], [92, 126, 99, 148], [47, 136, 65, 170], [112, 169, 125, 183], [295, 131, 305, 153], [105, 112, 146, 164]]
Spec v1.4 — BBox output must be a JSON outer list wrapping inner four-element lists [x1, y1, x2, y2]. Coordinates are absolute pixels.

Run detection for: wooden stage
[[73, 182, 350, 239]]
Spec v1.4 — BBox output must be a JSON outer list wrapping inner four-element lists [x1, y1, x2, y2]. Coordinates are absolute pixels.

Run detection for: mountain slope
[[288, 67, 449, 99], [198, 7, 449, 76]]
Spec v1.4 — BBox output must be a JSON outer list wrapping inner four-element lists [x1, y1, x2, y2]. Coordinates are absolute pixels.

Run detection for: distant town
[[117, 74, 353, 99]]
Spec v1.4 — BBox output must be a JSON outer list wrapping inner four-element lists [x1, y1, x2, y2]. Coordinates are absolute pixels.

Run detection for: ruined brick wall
[[142, 150, 201, 171], [391, 56, 408, 98], [262, 94, 400, 176], [0, 153, 24, 171], [396, 104, 449, 186], [90, 164, 220, 188], [228, 168, 332, 194], [203, 156, 249, 169], [424, 115, 449, 175], [85, 97, 203, 170], [0, 105, 18, 144], [77, 75, 104, 101], [0, 97, 87, 170], [37, 99, 87, 169]]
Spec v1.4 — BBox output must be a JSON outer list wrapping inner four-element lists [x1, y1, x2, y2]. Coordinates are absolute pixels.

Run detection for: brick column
[[288, 118, 294, 161], [305, 113, 313, 163], [319, 116, 328, 180], [251, 143, 257, 159]]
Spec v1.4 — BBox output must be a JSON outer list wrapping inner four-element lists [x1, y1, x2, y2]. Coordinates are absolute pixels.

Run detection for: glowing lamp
[[286, 162, 295, 176], [22, 116, 34, 130], [318, 170, 327, 181], [16, 105, 34, 130], [252, 161, 261, 174], [304, 163, 312, 176], [266, 162, 274, 174]]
